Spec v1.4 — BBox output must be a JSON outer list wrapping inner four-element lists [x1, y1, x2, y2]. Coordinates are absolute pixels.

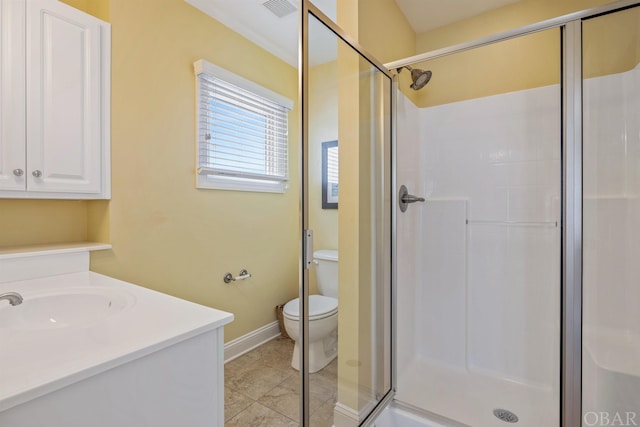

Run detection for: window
[[194, 59, 293, 192]]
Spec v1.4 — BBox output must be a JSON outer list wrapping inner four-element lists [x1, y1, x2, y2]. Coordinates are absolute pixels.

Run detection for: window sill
[[197, 175, 287, 193]]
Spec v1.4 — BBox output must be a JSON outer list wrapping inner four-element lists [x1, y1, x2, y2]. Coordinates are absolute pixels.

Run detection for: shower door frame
[[299, 3, 396, 426], [384, 0, 640, 426]]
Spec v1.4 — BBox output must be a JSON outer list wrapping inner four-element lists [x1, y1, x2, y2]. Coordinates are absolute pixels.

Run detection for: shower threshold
[[394, 358, 557, 426]]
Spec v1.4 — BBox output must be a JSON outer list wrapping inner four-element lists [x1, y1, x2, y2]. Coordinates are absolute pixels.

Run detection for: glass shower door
[[300, 3, 394, 426], [582, 6, 640, 426]]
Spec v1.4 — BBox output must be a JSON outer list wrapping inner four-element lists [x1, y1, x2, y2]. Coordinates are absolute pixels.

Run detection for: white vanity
[[0, 244, 233, 427]]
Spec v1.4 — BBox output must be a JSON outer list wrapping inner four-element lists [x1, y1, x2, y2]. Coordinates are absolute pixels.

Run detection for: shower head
[[397, 65, 432, 90]]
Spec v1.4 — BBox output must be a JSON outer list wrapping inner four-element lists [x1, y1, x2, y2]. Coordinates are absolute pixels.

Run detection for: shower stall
[[393, 28, 562, 427], [300, 1, 640, 426], [386, 2, 640, 426]]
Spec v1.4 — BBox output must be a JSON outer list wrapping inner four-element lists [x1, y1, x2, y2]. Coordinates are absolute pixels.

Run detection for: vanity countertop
[[0, 271, 233, 412]]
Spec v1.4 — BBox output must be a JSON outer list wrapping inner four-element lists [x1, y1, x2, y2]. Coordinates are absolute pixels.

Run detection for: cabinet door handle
[[32, 170, 42, 178], [13, 169, 24, 177]]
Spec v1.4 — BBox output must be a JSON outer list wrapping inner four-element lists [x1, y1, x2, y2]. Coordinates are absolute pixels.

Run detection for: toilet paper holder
[[224, 269, 251, 284]]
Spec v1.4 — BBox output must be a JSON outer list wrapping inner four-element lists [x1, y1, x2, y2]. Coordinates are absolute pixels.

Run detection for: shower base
[[583, 328, 640, 416], [375, 401, 469, 427], [394, 358, 558, 426]]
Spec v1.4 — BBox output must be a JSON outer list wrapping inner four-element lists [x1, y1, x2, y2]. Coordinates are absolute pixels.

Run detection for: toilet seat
[[283, 295, 338, 321]]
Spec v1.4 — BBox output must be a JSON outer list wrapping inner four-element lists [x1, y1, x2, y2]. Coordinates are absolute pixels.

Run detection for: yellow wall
[[410, 0, 639, 108], [309, 61, 338, 293], [72, 0, 300, 342], [0, 200, 87, 247], [60, 0, 88, 13], [416, 0, 618, 53], [414, 28, 561, 107], [309, 61, 338, 254], [60, 0, 108, 21], [358, 0, 419, 104], [335, 0, 407, 416], [583, 7, 640, 78], [336, 41, 365, 414], [88, 0, 109, 21], [358, 0, 415, 64], [333, 5, 361, 413]]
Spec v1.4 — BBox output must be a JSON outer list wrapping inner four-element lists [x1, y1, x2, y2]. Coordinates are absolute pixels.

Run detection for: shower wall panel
[[417, 200, 467, 367], [395, 93, 421, 371], [401, 85, 561, 388]]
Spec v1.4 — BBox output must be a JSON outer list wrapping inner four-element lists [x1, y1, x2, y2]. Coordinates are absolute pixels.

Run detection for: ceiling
[[185, 0, 522, 67], [185, 0, 337, 67]]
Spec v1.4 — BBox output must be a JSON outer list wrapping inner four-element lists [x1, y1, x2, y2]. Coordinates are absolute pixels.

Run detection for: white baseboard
[[333, 402, 361, 427], [334, 398, 382, 427], [224, 321, 282, 363]]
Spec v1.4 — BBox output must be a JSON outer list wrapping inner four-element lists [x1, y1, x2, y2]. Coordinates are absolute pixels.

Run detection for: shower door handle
[[399, 185, 425, 212], [402, 194, 425, 203]]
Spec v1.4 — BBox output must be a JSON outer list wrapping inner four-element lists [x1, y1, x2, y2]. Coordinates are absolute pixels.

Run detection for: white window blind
[[194, 60, 292, 192]]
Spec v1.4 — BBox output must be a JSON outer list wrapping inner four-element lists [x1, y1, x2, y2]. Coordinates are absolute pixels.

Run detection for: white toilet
[[283, 249, 338, 373]]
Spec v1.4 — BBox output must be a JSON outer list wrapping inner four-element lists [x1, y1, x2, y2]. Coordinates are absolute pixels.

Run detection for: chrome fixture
[[399, 185, 425, 212], [224, 269, 251, 284], [32, 170, 42, 178], [0, 292, 24, 306], [13, 169, 24, 177], [396, 65, 432, 90]]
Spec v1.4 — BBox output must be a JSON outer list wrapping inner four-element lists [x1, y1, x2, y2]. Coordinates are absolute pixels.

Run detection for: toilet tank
[[314, 250, 338, 298]]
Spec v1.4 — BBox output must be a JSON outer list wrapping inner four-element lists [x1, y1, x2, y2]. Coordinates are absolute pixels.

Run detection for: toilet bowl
[[283, 295, 338, 373], [283, 249, 339, 373]]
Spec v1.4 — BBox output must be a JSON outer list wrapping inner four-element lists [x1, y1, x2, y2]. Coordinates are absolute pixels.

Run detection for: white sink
[[0, 288, 135, 330]]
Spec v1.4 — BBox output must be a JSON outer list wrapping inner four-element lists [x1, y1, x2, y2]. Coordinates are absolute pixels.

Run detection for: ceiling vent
[[262, 0, 297, 18]]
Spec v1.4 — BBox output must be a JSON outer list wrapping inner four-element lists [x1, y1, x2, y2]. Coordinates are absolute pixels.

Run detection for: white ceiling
[[184, 0, 522, 67], [185, 0, 337, 67]]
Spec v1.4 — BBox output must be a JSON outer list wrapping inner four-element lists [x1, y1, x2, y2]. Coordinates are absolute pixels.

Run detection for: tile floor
[[224, 336, 337, 426]]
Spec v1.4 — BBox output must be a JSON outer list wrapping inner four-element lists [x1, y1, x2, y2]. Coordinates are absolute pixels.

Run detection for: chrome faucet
[[0, 292, 23, 306]]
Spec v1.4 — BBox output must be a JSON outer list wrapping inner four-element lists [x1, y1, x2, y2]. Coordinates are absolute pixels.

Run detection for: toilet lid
[[283, 295, 338, 321]]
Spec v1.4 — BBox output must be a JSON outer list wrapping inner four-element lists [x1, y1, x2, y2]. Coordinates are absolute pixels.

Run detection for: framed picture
[[322, 140, 338, 209]]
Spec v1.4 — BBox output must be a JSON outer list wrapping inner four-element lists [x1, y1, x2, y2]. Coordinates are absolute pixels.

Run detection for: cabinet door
[[26, 0, 106, 194], [0, 0, 26, 191]]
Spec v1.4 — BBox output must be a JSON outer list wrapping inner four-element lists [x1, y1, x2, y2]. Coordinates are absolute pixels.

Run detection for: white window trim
[[194, 59, 293, 193], [197, 174, 288, 193]]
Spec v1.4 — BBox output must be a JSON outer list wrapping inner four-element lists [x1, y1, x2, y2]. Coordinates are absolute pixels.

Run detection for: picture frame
[[322, 140, 338, 209]]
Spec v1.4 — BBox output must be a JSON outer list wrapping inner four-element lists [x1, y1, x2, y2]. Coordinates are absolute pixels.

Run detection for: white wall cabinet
[[0, 0, 110, 199]]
